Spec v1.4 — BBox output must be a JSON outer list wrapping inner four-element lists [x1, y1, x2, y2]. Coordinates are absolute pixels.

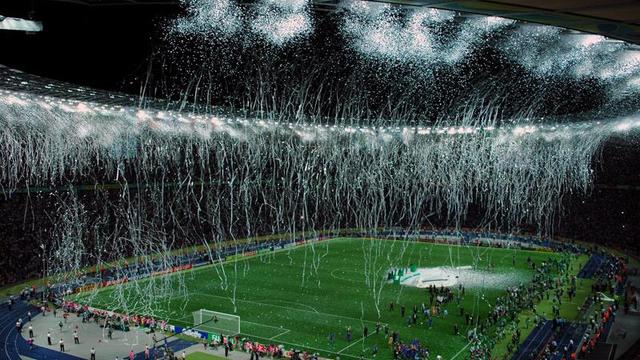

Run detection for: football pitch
[[74, 238, 564, 359]]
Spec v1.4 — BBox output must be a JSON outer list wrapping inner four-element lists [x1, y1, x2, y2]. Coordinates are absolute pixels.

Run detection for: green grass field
[[74, 238, 567, 359], [492, 254, 591, 359], [186, 352, 227, 360]]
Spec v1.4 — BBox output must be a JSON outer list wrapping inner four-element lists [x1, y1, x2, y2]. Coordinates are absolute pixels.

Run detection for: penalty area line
[[240, 332, 361, 360], [337, 332, 376, 354], [180, 292, 386, 326], [170, 314, 291, 338], [243, 320, 291, 331], [269, 328, 291, 340], [449, 341, 472, 360]]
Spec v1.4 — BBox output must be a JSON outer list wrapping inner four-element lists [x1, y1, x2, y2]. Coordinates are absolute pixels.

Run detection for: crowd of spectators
[[558, 188, 640, 260], [393, 338, 432, 359], [1, 183, 639, 289], [0, 192, 57, 286], [61, 300, 163, 332], [590, 254, 627, 295], [489, 256, 573, 359], [577, 304, 617, 358]]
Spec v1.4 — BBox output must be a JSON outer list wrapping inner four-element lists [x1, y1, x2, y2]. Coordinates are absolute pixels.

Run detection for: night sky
[[0, 0, 639, 255]]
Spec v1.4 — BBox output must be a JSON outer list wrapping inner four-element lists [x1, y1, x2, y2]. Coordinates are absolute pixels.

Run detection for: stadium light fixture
[[0, 15, 43, 32]]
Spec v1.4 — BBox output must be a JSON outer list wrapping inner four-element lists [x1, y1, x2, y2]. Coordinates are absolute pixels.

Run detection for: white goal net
[[192, 309, 241, 335]]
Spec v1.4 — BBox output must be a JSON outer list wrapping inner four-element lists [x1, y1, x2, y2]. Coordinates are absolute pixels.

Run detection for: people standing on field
[[328, 332, 336, 347]]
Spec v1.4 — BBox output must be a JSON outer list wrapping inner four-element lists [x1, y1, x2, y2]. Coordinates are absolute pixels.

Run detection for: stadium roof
[[15, 0, 640, 44], [419, 0, 640, 45]]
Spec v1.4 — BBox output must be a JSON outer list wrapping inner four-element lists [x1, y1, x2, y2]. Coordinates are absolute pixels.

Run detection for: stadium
[[0, 1, 639, 360]]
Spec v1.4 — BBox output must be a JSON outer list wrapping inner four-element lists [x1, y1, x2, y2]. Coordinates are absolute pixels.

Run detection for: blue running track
[[511, 321, 554, 360], [0, 300, 195, 360]]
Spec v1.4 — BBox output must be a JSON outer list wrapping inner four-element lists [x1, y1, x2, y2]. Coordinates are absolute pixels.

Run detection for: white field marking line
[[251, 257, 365, 277], [166, 325, 326, 355], [242, 321, 291, 331], [172, 314, 289, 334], [81, 236, 540, 300], [174, 316, 291, 347], [337, 331, 376, 354], [171, 315, 240, 334], [366, 236, 556, 257], [82, 237, 343, 295], [240, 332, 361, 359], [183, 292, 385, 325], [89, 235, 497, 296], [83, 237, 530, 340], [165, 237, 345, 278], [449, 341, 472, 360], [172, 315, 195, 323], [269, 328, 290, 340], [258, 299, 320, 313], [329, 268, 361, 283], [169, 306, 383, 356]]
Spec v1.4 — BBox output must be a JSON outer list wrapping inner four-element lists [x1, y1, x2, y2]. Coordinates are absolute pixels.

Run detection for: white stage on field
[[392, 266, 522, 289]]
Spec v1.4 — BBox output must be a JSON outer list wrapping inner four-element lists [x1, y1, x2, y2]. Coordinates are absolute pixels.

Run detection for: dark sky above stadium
[[0, 0, 639, 247]]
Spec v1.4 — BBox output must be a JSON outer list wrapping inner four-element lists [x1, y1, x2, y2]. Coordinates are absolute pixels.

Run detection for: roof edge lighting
[[0, 15, 43, 33]]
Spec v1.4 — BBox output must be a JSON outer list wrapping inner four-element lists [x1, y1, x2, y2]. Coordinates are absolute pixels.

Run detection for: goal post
[[192, 309, 240, 335]]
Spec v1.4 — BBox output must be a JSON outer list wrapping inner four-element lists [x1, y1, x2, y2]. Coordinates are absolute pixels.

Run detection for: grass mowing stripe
[[337, 332, 376, 354], [75, 237, 565, 359], [270, 328, 291, 340], [449, 341, 472, 360], [179, 292, 388, 326], [238, 332, 362, 360], [256, 299, 320, 313]]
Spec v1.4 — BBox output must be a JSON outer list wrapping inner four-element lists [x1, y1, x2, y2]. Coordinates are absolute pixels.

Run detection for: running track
[[0, 300, 193, 360], [0, 300, 83, 360], [511, 321, 553, 360]]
